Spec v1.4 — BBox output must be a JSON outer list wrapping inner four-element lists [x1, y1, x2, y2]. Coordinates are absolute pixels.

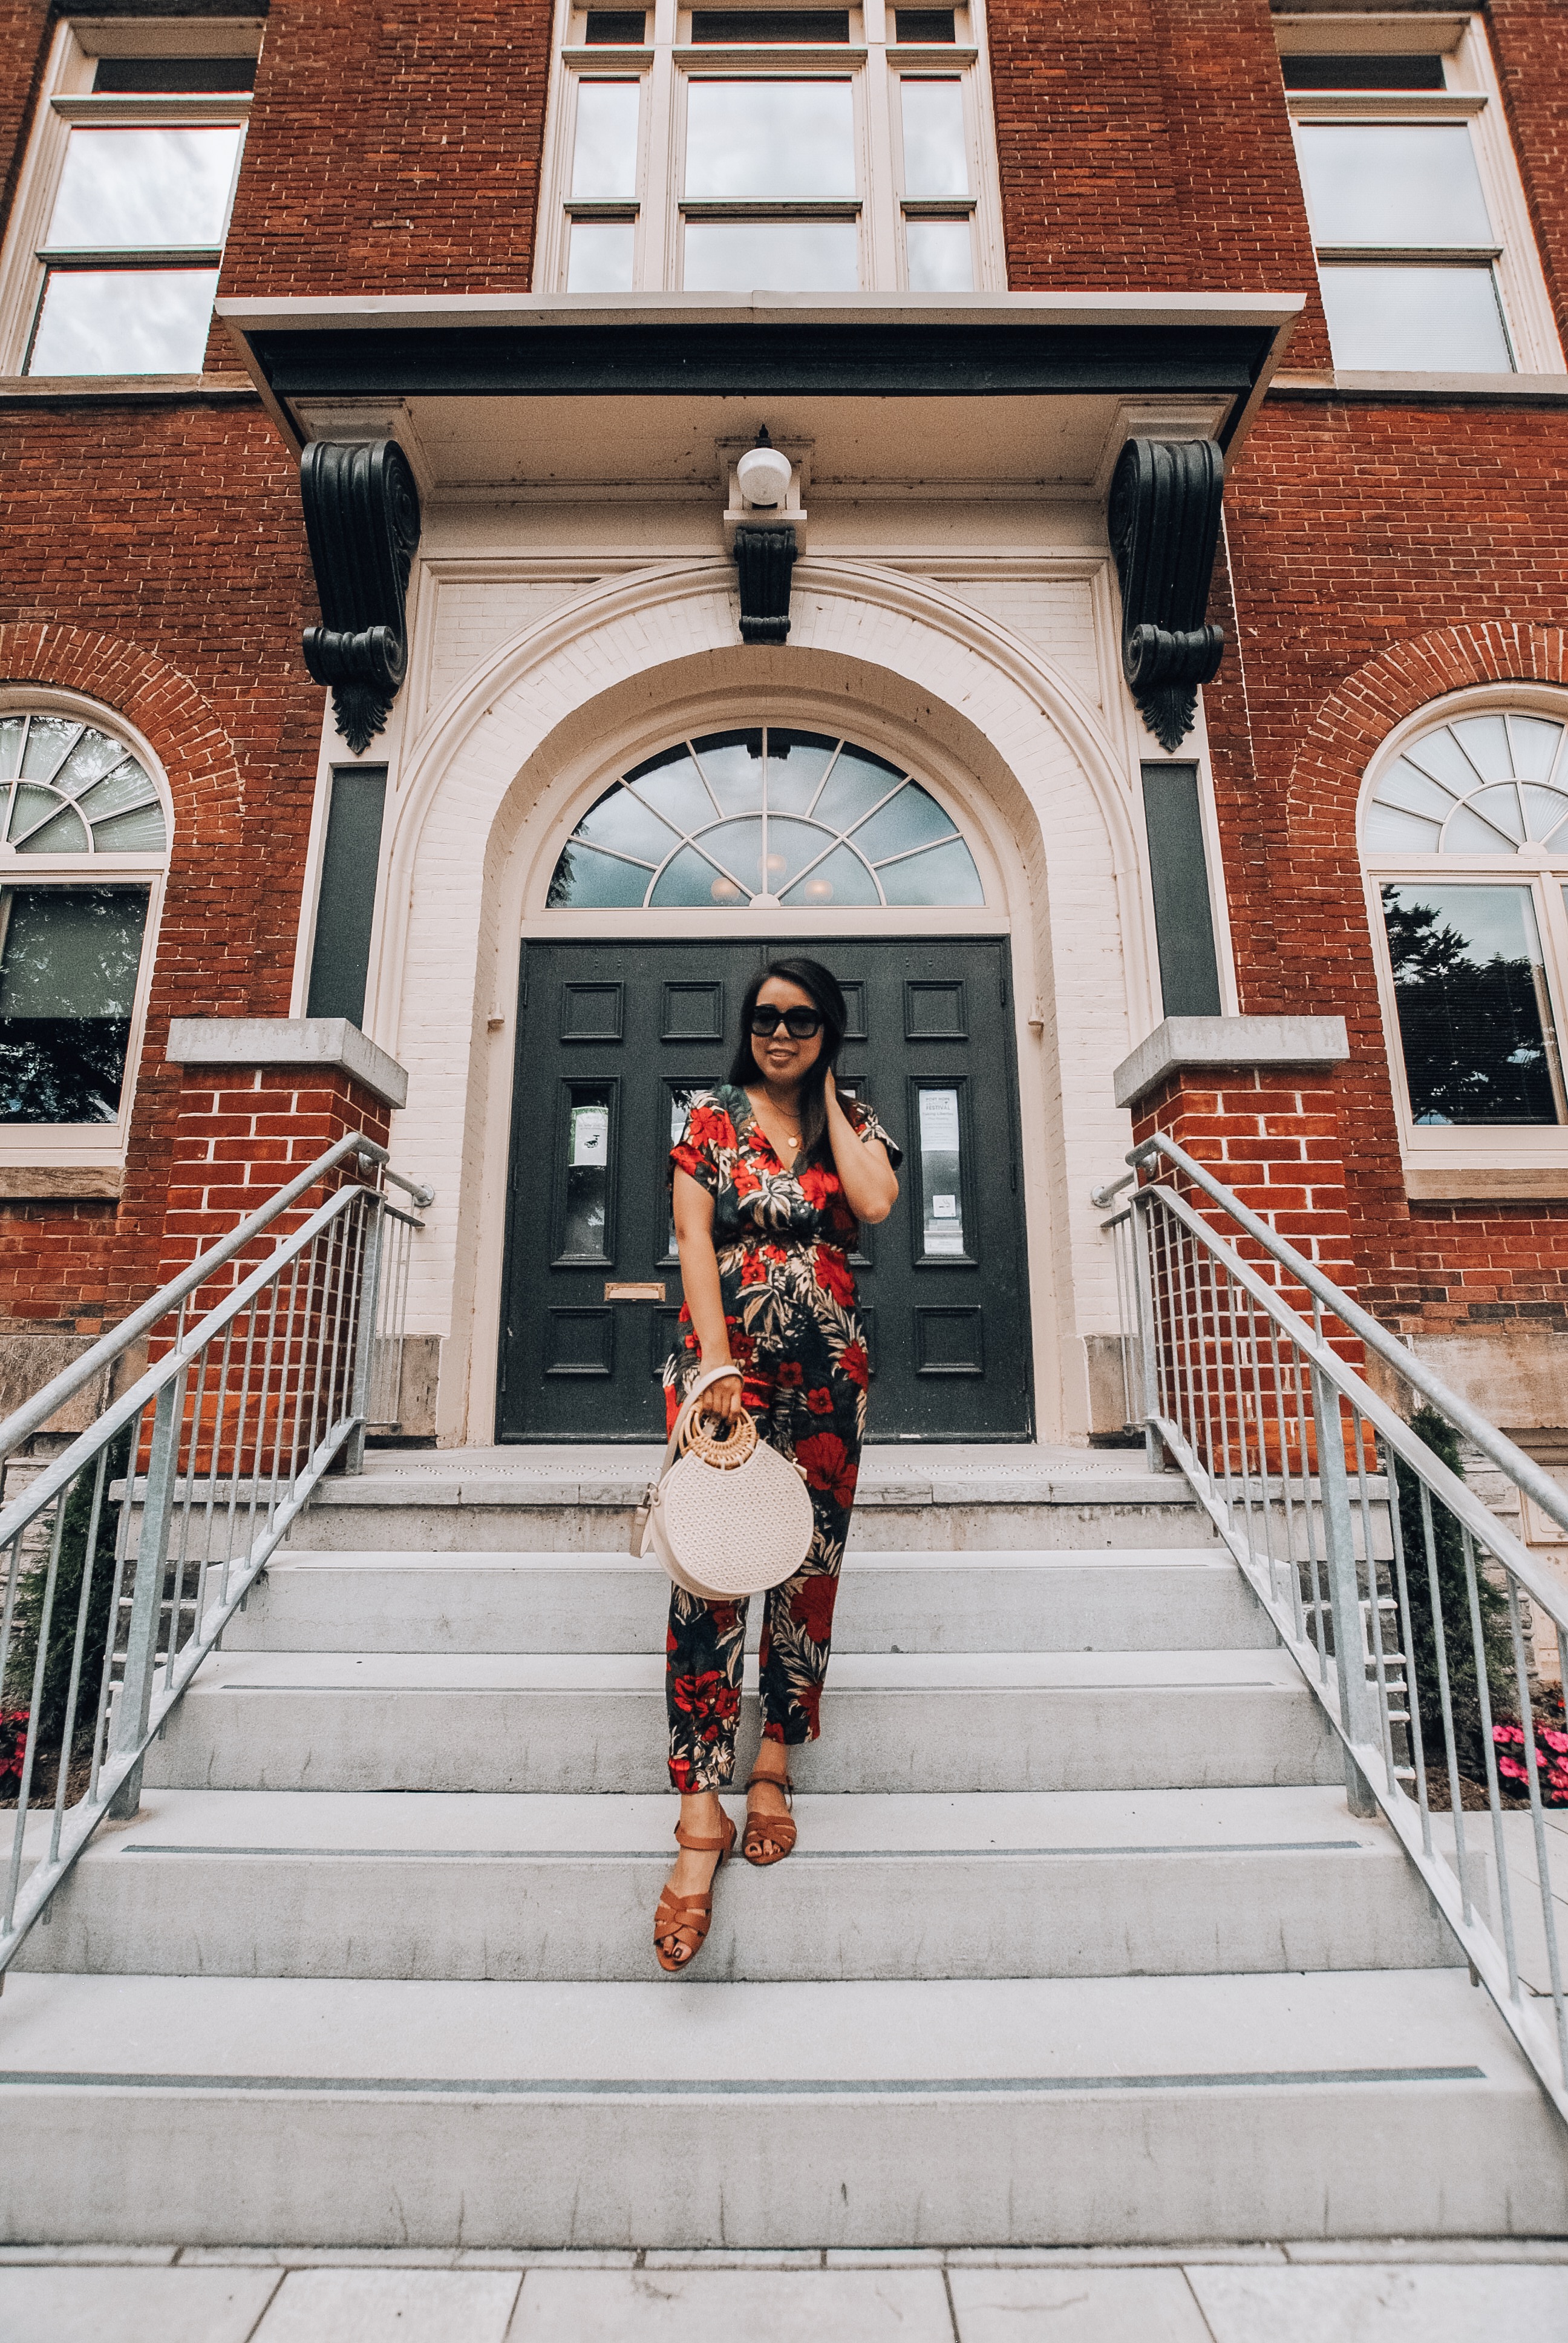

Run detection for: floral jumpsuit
[[662, 1083, 902, 1792]]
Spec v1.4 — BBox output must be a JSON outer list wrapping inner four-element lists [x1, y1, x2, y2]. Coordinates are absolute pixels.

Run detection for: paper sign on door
[[570, 1104, 610, 1167]]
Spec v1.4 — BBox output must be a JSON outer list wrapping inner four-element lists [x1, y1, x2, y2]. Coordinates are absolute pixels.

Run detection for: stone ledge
[[1114, 1017, 1350, 1112], [1406, 1166, 1568, 1204], [166, 1017, 408, 1110], [0, 1165, 122, 1199]]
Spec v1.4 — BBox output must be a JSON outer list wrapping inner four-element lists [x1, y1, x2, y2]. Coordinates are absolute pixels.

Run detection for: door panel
[[498, 936, 1031, 1441]]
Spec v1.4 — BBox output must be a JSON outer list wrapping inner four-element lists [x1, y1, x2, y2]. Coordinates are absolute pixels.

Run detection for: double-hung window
[[547, 1, 998, 294], [1277, 14, 1563, 375], [0, 19, 255, 378]]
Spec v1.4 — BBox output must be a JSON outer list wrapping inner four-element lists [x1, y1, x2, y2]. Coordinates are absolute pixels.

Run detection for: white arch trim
[[373, 560, 1157, 1445]]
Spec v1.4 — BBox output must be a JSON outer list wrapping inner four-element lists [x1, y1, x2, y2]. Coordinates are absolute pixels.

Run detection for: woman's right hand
[[699, 1360, 745, 1423]]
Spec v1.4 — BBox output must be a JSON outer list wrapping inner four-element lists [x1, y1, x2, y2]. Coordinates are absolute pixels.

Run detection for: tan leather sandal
[[743, 1768, 796, 1866], [653, 1810, 736, 1973]]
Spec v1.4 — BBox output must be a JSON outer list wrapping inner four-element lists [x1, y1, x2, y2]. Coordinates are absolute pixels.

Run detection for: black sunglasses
[[750, 1006, 824, 1039]]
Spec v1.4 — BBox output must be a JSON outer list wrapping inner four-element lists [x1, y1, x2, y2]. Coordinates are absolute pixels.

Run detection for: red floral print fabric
[[662, 1084, 900, 1791]]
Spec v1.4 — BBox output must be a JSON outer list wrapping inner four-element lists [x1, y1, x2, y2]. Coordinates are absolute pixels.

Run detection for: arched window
[[547, 727, 985, 910], [0, 707, 168, 1129], [1363, 706, 1568, 1130]]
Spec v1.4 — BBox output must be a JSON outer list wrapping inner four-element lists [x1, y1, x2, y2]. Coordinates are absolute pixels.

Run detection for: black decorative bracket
[[299, 439, 422, 755], [1108, 437, 1224, 752], [734, 525, 797, 646]]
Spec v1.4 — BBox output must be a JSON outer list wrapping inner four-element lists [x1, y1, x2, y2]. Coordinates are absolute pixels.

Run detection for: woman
[[653, 956, 901, 1973]]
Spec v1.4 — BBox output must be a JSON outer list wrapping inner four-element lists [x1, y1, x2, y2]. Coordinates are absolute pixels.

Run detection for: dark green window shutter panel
[[305, 765, 387, 1027], [1141, 762, 1222, 1018]]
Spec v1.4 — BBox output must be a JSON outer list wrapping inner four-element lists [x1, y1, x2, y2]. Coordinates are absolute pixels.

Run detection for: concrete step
[[1, 1967, 1558, 2247], [223, 1550, 1278, 1656], [284, 1450, 1218, 1555], [140, 1648, 1342, 1795], [19, 1785, 1460, 1983]]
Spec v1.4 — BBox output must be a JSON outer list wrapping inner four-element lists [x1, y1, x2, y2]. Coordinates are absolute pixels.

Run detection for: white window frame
[[1361, 686, 1568, 1187], [0, 15, 259, 381], [1276, 11, 1565, 377], [537, 0, 1004, 294], [0, 689, 172, 1171]]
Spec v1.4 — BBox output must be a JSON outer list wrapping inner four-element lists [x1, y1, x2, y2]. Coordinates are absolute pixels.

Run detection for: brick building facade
[[0, 0, 1565, 1489]]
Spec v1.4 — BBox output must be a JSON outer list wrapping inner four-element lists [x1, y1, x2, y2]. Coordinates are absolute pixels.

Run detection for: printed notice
[[570, 1104, 610, 1168]]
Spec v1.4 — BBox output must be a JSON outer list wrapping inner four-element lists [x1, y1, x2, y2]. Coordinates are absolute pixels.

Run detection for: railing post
[[108, 1371, 185, 1819], [1129, 1188, 1163, 1474], [1311, 1359, 1377, 1818], [345, 1188, 385, 1477]]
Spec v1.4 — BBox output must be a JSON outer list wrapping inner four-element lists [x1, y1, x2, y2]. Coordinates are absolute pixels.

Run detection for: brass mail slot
[[604, 1280, 667, 1302]]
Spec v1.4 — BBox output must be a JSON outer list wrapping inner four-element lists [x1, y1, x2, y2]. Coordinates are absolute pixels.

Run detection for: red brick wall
[[159, 1064, 393, 1292], [0, 410, 327, 1331], [219, 0, 555, 301]]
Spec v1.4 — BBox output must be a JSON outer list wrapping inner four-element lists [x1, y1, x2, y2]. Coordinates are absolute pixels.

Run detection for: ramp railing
[[0, 1135, 431, 1977], [1096, 1132, 1568, 2123]]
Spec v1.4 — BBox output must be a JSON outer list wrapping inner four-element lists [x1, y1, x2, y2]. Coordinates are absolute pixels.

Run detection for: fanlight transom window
[[547, 729, 984, 910], [1363, 712, 1568, 858], [0, 712, 168, 855]]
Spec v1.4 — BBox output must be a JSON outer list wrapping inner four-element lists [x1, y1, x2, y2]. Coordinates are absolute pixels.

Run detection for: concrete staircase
[[5, 1446, 1566, 2246]]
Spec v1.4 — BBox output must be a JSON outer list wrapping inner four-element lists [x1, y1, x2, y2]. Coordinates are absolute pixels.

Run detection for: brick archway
[[0, 621, 244, 853], [1287, 621, 1568, 833]]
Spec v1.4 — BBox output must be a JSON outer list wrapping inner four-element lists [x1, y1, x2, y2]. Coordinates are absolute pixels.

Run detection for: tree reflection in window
[[547, 728, 984, 909], [0, 888, 149, 1122], [1381, 882, 1562, 1125]]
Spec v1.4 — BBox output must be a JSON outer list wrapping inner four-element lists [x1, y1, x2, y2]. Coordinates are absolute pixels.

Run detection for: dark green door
[[497, 936, 1032, 1441]]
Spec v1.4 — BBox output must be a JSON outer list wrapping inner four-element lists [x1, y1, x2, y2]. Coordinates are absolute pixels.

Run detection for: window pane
[[765, 729, 838, 813], [900, 79, 967, 195], [812, 744, 906, 831], [917, 1086, 967, 1255], [1382, 882, 1560, 1124], [561, 1084, 613, 1260], [877, 835, 984, 905], [572, 80, 640, 197], [685, 80, 855, 200], [1142, 762, 1222, 1017], [780, 841, 879, 906], [683, 219, 858, 290], [575, 784, 678, 863], [47, 125, 241, 249], [28, 267, 220, 375], [851, 779, 958, 862], [626, 746, 715, 831], [1295, 123, 1492, 247], [649, 842, 748, 906], [567, 220, 635, 292], [1318, 266, 1512, 373], [691, 730, 764, 816], [905, 216, 972, 291], [547, 840, 650, 908], [19, 716, 80, 782], [763, 816, 835, 891], [0, 888, 148, 1123]]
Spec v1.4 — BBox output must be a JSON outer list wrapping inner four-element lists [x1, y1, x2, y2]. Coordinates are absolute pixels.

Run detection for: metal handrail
[[0, 1134, 430, 1977], [1098, 1134, 1568, 2126], [0, 1131, 388, 1466], [1132, 1130, 1568, 1541]]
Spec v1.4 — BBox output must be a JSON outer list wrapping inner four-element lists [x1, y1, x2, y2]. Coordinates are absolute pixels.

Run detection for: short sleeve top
[[671, 1084, 902, 1254]]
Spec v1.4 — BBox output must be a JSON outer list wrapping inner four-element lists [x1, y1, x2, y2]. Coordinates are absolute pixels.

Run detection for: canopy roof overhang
[[217, 290, 1304, 497]]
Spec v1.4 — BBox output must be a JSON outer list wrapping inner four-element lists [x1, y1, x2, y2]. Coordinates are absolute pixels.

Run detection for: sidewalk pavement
[[1, 2242, 1566, 2342]]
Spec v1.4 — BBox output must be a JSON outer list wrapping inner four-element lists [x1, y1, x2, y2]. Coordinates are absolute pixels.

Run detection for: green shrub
[[2, 1432, 128, 1752], [1395, 1406, 1513, 1781]]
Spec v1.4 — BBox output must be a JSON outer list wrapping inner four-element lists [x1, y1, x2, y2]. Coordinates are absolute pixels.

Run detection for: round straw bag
[[635, 1364, 815, 1602]]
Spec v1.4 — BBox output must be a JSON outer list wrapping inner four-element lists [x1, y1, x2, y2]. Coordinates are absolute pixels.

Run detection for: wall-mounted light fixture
[[721, 427, 809, 647]]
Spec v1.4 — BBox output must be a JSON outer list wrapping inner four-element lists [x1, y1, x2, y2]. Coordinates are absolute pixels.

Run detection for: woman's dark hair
[[727, 956, 855, 1162]]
